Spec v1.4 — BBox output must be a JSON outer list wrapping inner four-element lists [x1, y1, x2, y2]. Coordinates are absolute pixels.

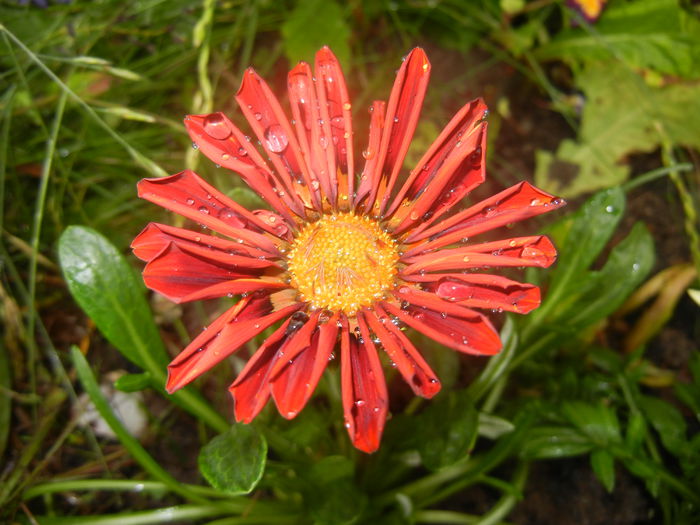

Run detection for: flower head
[[132, 48, 564, 453]]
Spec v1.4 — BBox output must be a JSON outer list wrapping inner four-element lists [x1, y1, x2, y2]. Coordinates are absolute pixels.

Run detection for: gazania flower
[[132, 47, 564, 453]]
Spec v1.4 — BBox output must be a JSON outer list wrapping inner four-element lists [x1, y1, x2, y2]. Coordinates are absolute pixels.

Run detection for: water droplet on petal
[[362, 148, 374, 160], [264, 125, 289, 153], [343, 102, 351, 110], [186, 198, 195, 205], [254, 112, 262, 121], [203, 113, 231, 140], [198, 206, 209, 214]]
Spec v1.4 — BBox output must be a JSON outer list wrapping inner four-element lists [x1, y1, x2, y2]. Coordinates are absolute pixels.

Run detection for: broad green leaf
[[59, 226, 229, 433], [58, 226, 168, 370], [536, 0, 700, 78], [639, 396, 687, 456], [198, 425, 267, 494], [590, 449, 616, 492], [561, 401, 621, 446], [535, 61, 700, 196], [548, 188, 625, 288], [114, 372, 152, 393], [416, 390, 478, 470], [566, 223, 654, 328], [520, 426, 592, 459], [281, 0, 350, 66], [305, 456, 367, 525]]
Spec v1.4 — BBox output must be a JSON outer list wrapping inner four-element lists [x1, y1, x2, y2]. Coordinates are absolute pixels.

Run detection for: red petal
[[382, 298, 501, 356], [236, 68, 316, 212], [340, 316, 388, 453], [132, 223, 275, 262], [315, 47, 354, 203], [287, 62, 328, 208], [137, 171, 282, 253], [401, 236, 557, 275], [388, 99, 488, 232], [165, 295, 301, 392], [405, 182, 565, 253], [407, 273, 541, 314], [229, 319, 291, 423], [184, 112, 301, 221], [270, 312, 339, 419], [376, 48, 431, 215], [143, 243, 283, 303], [362, 307, 440, 398], [355, 101, 386, 212]]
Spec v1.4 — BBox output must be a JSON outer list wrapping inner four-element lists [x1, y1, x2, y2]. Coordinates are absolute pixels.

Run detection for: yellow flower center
[[287, 213, 399, 314]]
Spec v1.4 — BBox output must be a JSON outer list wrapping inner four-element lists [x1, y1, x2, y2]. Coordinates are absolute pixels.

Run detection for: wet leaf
[[58, 226, 169, 370], [520, 426, 593, 459], [566, 223, 654, 328], [198, 425, 267, 494], [416, 390, 478, 470]]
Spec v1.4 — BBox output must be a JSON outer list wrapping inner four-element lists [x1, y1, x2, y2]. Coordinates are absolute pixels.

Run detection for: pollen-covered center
[[287, 213, 399, 314]]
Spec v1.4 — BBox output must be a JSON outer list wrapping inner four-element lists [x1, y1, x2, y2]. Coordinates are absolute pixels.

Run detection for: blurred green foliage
[[2, 0, 699, 524]]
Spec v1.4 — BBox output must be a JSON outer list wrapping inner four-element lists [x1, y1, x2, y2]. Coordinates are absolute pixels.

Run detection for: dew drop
[[198, 206, 209, 214], [605, 205, 615, 213], [254, 112, 262, 121], [203, 113, 231, 140], [186, 198, 195, 205], [191, 142, 199, 150], [264, 125, 289, 153], [362, 148, 375, 160]]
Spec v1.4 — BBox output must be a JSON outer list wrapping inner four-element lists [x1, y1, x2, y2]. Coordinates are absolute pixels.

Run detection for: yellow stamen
[[287, 213, 399, 314]]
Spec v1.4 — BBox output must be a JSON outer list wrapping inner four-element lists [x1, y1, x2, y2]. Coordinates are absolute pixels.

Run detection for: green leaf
[[478, 413, 515, 440], [305, 456, 367, 525], [561, 401, 621, 446], [281, 0, 350, 66], [59, 226, 228, 433], [548, 187, 625, 289], [58, 226, 168, 370], [566, 223, 654, 327], [535, 0, 700, 78], [590, 449, 616, 493], [416, 390, 479, 470], [639, 396, 687, 456], [625, 411, 647, 452], [198, 425, 267, 494], [535, 61, 700, 196], [113, 372, 152, 393], [520, 426, 593, 459]]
